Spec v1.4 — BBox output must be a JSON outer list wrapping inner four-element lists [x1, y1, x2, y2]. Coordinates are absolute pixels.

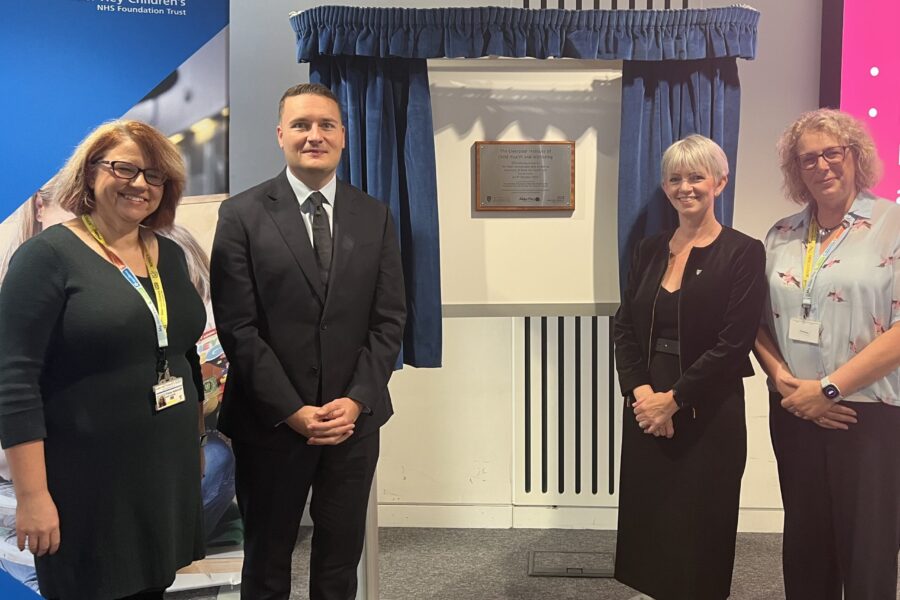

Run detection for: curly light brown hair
[[55, 120, 186, 229], [777, 108, 882, 204]]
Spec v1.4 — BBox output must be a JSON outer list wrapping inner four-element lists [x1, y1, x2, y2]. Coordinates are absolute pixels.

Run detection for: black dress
[[613, 227, 766, 600], [0, 225, 206, 599], [616, 287, 747, 600]]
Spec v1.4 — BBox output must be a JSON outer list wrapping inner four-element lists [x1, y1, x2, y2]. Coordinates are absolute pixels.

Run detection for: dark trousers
[[233, 431, 379, 600], [769, 393, 900, 600]]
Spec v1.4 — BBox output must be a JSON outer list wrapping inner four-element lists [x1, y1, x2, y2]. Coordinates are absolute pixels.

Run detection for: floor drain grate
[[526, 550, 615, 578]]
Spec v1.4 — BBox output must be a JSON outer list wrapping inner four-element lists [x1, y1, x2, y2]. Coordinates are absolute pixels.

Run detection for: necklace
[[815, 219, 842, 238]]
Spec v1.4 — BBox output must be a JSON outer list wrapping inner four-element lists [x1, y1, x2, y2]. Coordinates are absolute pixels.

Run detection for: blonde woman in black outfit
[[614, 135, 766, 599]]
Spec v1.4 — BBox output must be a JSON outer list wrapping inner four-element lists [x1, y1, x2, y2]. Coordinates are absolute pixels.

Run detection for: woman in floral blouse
[[755, 108, 900, 599]]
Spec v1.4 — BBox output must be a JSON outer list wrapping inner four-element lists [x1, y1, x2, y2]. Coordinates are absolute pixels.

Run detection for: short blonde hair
[[55, 120, 185, 229], [777, 108, 882, 204], [661, 135, 730, 184]]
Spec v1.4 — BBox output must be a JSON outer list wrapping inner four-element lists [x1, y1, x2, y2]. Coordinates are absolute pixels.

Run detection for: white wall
[[729, 0, 823, 240], [712, 0, 823, 530], [430, 59, 622, 311], [229, 0, 824, 532]]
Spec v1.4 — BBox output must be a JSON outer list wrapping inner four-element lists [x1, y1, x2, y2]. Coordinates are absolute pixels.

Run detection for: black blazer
[[614, 226, 766, 409], [210, 171, 406, 449]]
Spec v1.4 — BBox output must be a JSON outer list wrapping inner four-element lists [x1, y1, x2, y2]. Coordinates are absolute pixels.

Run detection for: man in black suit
[[210, 83, 406, 600]]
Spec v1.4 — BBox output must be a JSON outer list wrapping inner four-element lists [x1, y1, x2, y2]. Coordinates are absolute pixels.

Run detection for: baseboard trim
[[512, 505, 619, 529], [737, 507, 785, 533], [376, 504, 785, 533], [378, 503, 513, 528]]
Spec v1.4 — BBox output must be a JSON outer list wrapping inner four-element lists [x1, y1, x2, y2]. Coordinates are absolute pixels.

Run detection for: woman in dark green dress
[[613, 135, 767, 599], [0, 120, 205, 599]]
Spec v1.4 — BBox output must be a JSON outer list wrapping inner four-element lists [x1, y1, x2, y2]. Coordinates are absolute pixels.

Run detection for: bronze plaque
[[475, 141, 575, 211]]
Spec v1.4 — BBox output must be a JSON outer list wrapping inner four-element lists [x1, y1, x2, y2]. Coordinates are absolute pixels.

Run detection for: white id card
[[788, 318, 821, 344], [153, 376, 186, 411]]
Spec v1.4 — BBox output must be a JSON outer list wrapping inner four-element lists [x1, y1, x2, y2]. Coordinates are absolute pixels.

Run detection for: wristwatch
[[820, 376, 842, 401]]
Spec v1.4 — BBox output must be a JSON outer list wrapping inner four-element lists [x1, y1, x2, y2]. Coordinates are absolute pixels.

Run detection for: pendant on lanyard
[[82, 215, 186, 411]]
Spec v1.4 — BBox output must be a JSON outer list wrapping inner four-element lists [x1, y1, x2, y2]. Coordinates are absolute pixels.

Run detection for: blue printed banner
[[0, 570, 38, 600], [0, 3, 228, 596], [0, 0, 228, 220]]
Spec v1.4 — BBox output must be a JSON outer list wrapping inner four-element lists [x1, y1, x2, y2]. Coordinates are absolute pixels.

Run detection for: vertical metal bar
[[576, 0, 583, 9], [665, 0, 672, 8], [608, 316, 616, 495], [647, 0, 654, 9], [557, 317, 565, 494], [574, 316, 582, 494], [628, 0, 636, 9], [591, 316, 598, 494], [524, 317, 531, 493], [610, 0, 617, 9], [541, 316, 548, 494], [559, 0, 567, 9], [541, 0, 548, 9]]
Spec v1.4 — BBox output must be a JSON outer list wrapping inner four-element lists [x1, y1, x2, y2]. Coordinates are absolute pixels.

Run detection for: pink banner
[[841, 0, 900, 202]]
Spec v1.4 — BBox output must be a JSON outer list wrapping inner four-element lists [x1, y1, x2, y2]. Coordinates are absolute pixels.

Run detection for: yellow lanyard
[[82, 215, 168, 344], [801, 218, 816, 290], [802, 218, 849, 288], [800, 216, 850, 318]]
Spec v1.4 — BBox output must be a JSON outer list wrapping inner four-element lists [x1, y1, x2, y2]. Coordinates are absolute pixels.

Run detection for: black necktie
[[308, 192, 332, 286]]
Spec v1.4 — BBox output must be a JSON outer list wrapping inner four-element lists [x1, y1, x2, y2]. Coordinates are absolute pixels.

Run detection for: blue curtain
[[291, 6, 758, 61], [311, 56, 442, 368], [617, 57, 742, 290]]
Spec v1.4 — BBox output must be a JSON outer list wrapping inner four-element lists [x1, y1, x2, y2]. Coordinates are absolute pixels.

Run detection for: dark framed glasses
[[796, 146, 851, 171], [93, 160, 167, 186]]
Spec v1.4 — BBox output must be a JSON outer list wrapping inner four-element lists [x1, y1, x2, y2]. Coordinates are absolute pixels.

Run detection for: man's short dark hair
[[278, 83, 341, 120]]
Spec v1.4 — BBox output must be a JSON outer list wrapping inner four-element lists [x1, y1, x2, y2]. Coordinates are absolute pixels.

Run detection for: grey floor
[[166, 527, 895, 599]]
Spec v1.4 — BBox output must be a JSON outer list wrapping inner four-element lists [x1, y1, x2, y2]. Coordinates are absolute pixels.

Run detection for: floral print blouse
[[764, 192, 900, 405]]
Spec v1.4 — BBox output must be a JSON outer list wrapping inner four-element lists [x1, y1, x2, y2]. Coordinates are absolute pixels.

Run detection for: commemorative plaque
[[475, 141, 575, 211]]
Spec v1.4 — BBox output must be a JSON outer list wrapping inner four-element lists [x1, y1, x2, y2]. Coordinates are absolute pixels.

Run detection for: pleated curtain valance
[[290, 5, 759, 62]]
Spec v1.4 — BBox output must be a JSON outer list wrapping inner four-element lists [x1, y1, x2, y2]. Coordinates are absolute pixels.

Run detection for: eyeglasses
[[93, 160, 167, 186], [796, 146, 851, 171]]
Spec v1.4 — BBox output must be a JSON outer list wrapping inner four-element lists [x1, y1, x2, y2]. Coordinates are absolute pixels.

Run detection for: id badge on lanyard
[[154, 372, 186, 411], [788, 317, 821, 344], [82, 215, 185, 410]]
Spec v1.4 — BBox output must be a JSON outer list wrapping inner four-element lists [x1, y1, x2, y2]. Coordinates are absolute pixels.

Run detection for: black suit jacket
[[614, 226, 766, 410], [210, 171, 406, 449]]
